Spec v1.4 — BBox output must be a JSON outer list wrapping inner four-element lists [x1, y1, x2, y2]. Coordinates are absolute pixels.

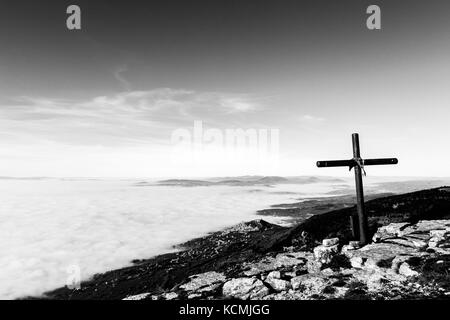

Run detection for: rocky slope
[[126, 219, 450, 300], [43, 187, 450, 300]]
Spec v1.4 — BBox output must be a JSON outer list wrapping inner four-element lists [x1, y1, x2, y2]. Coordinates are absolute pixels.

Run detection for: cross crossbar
[[317, 158, 398, 168]]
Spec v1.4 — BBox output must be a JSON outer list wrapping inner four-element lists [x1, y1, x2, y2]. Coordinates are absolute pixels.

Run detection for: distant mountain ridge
[[136, 176, 347, 187]]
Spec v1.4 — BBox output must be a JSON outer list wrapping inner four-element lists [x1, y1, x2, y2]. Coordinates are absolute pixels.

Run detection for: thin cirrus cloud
[[300, 114, 325, 122], [0, 88, 261, 148]]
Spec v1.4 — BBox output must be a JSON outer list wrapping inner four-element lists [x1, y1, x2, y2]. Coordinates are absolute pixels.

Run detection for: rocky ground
[[42, 187, 450, 300], [124, 219, 450, 300]]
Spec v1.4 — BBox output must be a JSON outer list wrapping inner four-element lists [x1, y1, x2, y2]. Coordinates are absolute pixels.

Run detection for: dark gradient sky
[[0, 0, 450, 177], [1, 0, 448, 97]]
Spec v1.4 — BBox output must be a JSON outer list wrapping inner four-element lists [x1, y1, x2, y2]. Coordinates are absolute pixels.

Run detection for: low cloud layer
[[0, 179, 348, 299]]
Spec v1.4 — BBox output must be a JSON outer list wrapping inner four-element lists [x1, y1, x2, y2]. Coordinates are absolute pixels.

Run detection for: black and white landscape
[[0, 0, 449, 302]]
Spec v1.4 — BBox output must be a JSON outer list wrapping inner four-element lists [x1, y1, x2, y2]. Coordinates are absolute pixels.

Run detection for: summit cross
[[316, 133, 398, 245]]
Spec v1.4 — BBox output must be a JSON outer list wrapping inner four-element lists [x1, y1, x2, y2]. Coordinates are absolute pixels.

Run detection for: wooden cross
[[316, 133, 398, 245]]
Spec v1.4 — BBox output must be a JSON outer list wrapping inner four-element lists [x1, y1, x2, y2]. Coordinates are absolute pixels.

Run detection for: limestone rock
[[321, 268, 335, 276], [284, 271, 298, 278], [365, 273, 386, 291], [350, 256, 364, 268], [412, 220, 450, 233], [398, 262, 419, 277], [123, 293, 151, 300], [162, 292, 179, 300], [274, 252, 309, 268], [430, 229, 450, 239], [391, 255, 415, 272], [222, 277, 269, 300], [267, 271, 281, 279], [343, 240, 361, 253], [265, 277, 291, 292], [372, 222, 410, 242], [243, 252, 308, 277], [243, 257, 277, 276], [187, 293, 202, 299], [306, 259, 323, 273], [349, 241, 361, 248], [290, 274, 329, 295], [410, 239, 428, 249], [180, 271, 226, 293], [262, 291, 305, 300], [382, 238, 417, 248], [313, 244, 339, 264], [322, 238, 339, 247], [346, 243, 419, 268]]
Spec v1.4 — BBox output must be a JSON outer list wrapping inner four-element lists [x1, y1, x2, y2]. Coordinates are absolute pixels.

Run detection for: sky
[[0, 0, 449, 178]]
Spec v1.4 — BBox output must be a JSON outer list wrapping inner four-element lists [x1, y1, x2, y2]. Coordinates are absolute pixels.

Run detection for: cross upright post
[[352, 133, 369, 244], [316, 133, 398, 245]]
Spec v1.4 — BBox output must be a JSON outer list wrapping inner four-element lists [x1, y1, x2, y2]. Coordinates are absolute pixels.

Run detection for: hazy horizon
[[1, 175, 450, 180]]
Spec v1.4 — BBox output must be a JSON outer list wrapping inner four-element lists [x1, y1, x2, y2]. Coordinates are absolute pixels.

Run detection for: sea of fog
[[0, 177, 447, 299]]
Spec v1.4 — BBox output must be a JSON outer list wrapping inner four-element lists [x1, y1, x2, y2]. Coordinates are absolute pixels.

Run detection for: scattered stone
[[313, 244, 339, 264], [265, 278, 291, 292], [430, 229, 450, 238], [398, 262, 419, 277], [306, 259, 323, 273], [322, 238, 339, 247], [291, 274, 329, 295], [341, 245, 352, 254], [123, 293, 151, 300], [187, 293, 202, 299], [413, 220, 450, 233], [262, 291, 305, 300], [162, 292, 179, 300], [382, 238, 417, 248], [267, 271, 281, 279], [342, 241, 360, 253], [365, 273, 386, 292], [428, 238, 440, 248], [321, 268, 335, 276], [345, 243, 419, 268], [411, 239, 428, 249], [179, 271, 226, 294], [274, 252, 309, 268], [391, 255, 414, 272], [372, 222, 411, 242], [284, 271, 298, 278], [222, 277, 269, 300], [243, 252, 308, 277], [349, 241, 361, 248], [243, 256, 277, 276], [350, 256, 364, 268]]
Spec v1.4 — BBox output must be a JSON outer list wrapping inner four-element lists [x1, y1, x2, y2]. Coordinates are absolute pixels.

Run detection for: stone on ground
[[290, 274, 330, 295], [398, 262, 419, 277], [222, 277, 269, 300], [322, 237, 339, 247], [123, 293, 151, 300], [179, 271, 226, 295], [313, 244, 339, 264]]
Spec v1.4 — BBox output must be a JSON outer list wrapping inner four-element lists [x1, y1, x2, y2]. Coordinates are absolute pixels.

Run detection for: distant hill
[[135, 176, 347, 187], [152, 179, 214, 187]]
